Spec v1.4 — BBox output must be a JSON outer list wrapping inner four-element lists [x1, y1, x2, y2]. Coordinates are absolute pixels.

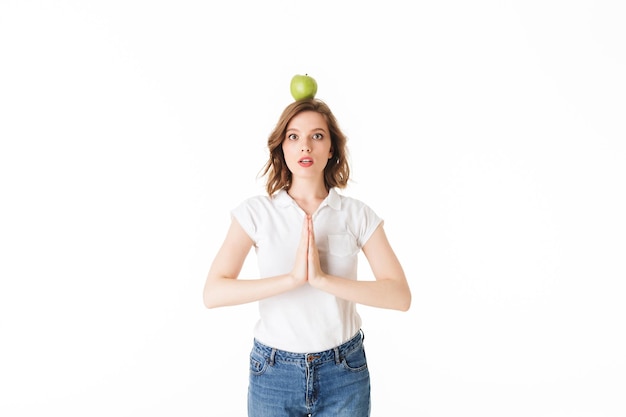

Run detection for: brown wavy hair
[[260, 99, 350, 196]]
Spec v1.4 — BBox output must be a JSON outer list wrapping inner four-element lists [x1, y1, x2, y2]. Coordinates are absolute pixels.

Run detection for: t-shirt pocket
[[327, 234, 358, 257]]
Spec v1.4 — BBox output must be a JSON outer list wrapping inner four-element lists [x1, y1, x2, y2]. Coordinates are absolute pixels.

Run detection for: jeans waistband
[[252, 329, 364, 365]]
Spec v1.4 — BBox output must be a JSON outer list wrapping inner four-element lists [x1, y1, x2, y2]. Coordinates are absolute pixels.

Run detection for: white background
[[1, 1, 625, 416]]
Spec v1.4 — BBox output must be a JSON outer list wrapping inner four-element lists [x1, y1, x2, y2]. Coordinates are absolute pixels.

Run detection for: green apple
[[290, 74, 318, 100]]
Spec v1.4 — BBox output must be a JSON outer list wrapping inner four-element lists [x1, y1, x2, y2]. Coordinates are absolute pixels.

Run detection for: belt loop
[[360, 328, 365, 343], [269, 348, 276, 366], [333, 347, 341, 364]]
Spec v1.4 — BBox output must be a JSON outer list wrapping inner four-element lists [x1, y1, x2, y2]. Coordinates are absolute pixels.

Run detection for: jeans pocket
[[341, 345, 368, 372], [249, 350, 270, 376]]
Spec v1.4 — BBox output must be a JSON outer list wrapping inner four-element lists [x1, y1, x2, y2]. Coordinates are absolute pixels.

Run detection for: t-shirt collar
[[274, 188, 341, 211]]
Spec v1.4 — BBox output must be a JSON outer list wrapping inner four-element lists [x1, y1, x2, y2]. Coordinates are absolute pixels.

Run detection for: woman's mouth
[[298, 158, 313, 167]]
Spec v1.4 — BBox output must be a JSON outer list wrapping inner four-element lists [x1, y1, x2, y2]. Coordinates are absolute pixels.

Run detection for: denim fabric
[[248, 330, 370, 417]]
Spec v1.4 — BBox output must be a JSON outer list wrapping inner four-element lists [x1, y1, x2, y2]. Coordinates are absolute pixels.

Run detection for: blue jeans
[[248, 330, 371, 417]]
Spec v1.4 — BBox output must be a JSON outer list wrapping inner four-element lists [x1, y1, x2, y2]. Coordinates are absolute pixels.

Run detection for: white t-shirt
[[231, 188, 383, 353]]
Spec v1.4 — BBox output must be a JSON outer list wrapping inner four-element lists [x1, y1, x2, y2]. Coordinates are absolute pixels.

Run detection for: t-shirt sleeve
[[230, 198, 258, 244], [357, 203, 383, 248]]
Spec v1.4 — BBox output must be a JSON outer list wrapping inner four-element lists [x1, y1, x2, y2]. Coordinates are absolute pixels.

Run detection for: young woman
[[203, 98, 411, 417]]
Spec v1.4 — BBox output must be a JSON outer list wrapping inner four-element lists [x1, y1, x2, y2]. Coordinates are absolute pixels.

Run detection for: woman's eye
[[312, 133, 323, 140], [288, 133, 298, 140]]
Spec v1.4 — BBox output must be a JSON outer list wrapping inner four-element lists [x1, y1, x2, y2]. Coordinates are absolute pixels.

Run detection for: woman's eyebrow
[[286, 127, 328, 133]]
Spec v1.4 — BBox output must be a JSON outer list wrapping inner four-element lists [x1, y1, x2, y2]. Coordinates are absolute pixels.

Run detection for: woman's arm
[[203, 217, 308, 308], [308, 220, 411, 311]]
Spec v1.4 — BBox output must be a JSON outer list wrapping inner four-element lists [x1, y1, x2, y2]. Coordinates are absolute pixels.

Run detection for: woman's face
[[282, 111, 333, 180]]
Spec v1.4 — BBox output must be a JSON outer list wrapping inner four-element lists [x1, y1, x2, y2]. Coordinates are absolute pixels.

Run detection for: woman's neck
[[287, 178, 328, 201], [286, 180, 329, 215]]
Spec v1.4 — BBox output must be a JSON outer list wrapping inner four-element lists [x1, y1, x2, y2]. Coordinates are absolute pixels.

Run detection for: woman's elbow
[[395, 286, 412, 312], [203, 294, 217, 309], [203, 282, 223, 309], [398, 295, 411, 312], [203, 291, 216, 309]]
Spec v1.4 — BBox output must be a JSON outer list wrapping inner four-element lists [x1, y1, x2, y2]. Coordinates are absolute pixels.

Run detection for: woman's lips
[[298, 158, 313, 167]]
